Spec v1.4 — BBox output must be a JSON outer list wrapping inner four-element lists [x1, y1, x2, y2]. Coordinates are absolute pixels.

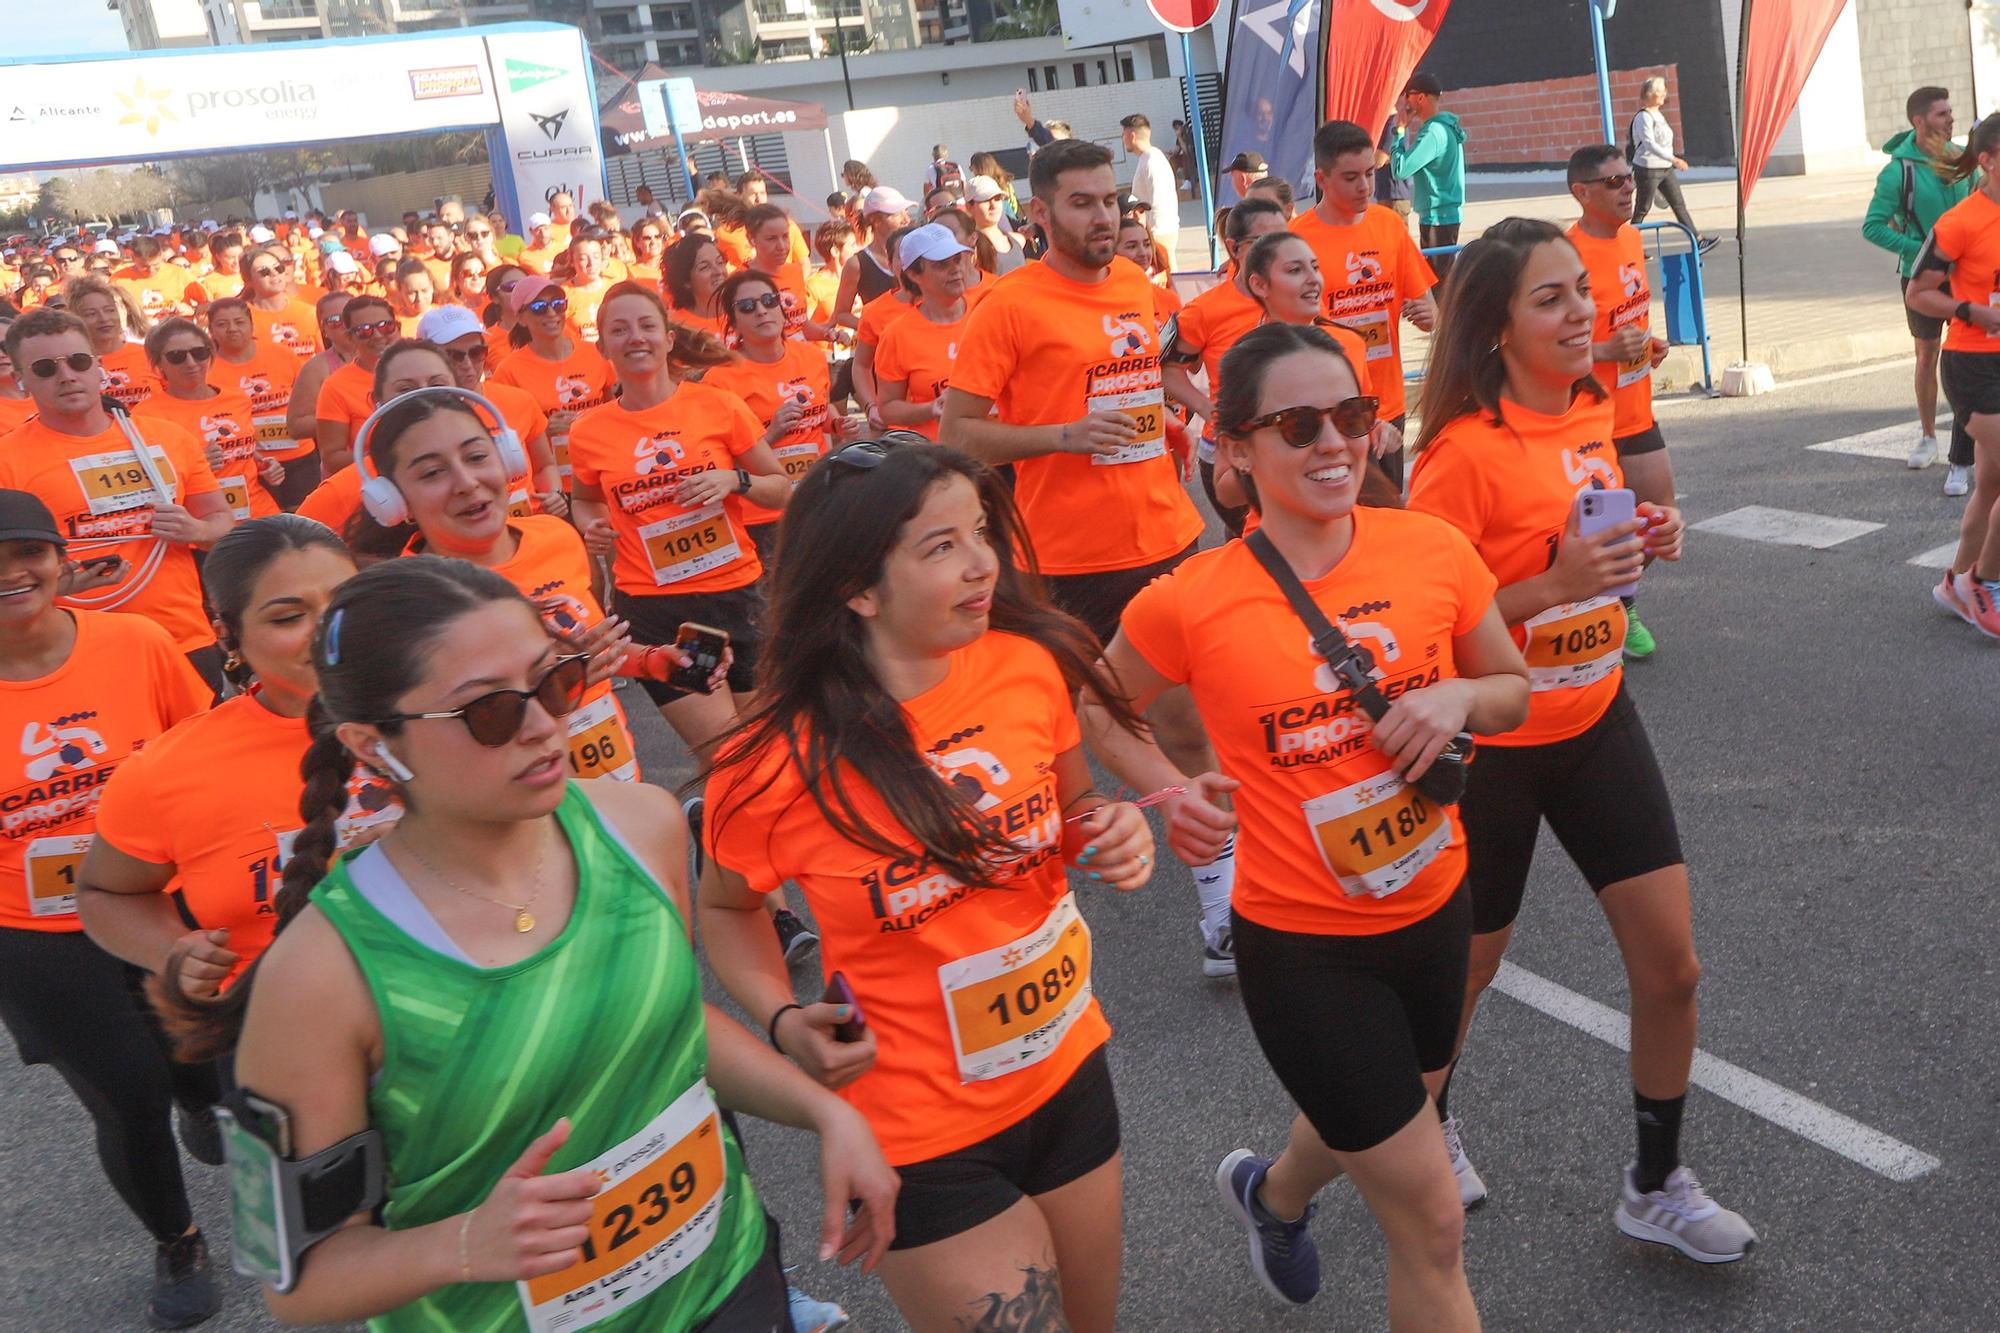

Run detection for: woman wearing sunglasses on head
[[701, 270, 842, 565], [1079, 323, 1529, 1326], [702, 439, 1155, 1333], [490, 278, 612, 491], [1406, 220, 1753, 1263], [167, 554, 898, 1331], [0, 487, 224, 1331], [135, 317, 285, 523]]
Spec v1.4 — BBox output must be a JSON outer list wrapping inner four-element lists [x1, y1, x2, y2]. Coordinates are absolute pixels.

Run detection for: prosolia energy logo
[[118, 75, 320, 136]]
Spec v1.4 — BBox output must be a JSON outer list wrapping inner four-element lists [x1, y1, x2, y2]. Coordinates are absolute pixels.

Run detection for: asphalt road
[[4, 359, 1994, 1331]]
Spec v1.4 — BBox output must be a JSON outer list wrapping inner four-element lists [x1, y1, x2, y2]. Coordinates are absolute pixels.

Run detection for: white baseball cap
[[964, 175, 1007, 203], [862, 186, 915, 216], [327, 252, 361, 275], [283, 210, 298, 219], [897, 222, 971, 267], [528, 211, 552, 229], [200, 218, 220, 231], [367, 234, 400, 256], [417, 304, 485, 345], [248, 224, 276, 242], [93, 239, 120, 256]]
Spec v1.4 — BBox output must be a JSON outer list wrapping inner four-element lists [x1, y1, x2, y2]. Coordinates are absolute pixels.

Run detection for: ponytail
[[1949, 116, 2000, 182]]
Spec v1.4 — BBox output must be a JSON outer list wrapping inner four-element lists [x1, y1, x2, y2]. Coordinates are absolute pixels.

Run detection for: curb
[[1658, 325, 1913, 391]]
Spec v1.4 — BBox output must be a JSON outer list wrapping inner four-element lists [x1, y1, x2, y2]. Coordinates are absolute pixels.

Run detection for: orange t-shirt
[[479, 379, 552, 459], [213, 342, 311, 463], [1927, 189, 2000, 353], [1121, 509, 1495, 935], [1567, 222, 1656, 437], [855, 290, 915, 353], [135, 388, 279, 520], [0, 612, 211, 933], [567, 381, 765, 597], [1409, 392, 1625, 747], [706, 629, 1106, 1165], [250, 301, 322, 362], [712, 224, 753, 271], [115, 267, 189, 321], [1149, 279, 1183, 322], [313, 359, 379, 451], [804, 267, 841, 326], [517, 242, 564, 276], [0, 395, 36, 435], [873, 305, 968, 442], [294, 463, 363, 536], [0, 417, 223, 651], [700, 344, 832, 524], [91, 692, 396, 983], [99, 343, 157, 411], [490, 342, 614, 482], [759, 262, 812, 341], [950, 258, 1203, 575], [567, 278, 617, 344], [184, 271, 241, 308], [1289, 205, 1436, 420]]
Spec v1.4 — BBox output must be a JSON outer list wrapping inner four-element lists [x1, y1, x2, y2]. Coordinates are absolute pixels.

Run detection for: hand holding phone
[[823, 971, 867, 1043], [1562, 487, 1644, 600], [667, 622, 730, 695]]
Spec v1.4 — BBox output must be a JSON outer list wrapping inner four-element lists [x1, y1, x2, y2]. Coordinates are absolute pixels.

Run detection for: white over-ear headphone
[[351, 386, 530, 528]]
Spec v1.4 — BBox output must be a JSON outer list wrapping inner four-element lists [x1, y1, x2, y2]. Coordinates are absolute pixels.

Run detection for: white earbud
[[373, 744, 416, 784]]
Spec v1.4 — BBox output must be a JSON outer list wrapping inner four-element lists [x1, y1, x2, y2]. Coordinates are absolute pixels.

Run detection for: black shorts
[[1458, 685, 1683, 935], [1614, 422, 1667, 458], [1043, 541, 1197, 645], [269, 452, 323, 512], [613, 582, 764, 705], [692, 1211, 788, 1332], [745, 519, 779, 570], [888, 1046, 1120, 1250], [1940, 349, 2000, 419], [1902, 275, 1945, 342], [1233, 884, 1470, 1153]]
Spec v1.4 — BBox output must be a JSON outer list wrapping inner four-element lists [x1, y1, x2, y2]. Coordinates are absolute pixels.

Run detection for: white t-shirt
[[1131, 146, 1179, 235]]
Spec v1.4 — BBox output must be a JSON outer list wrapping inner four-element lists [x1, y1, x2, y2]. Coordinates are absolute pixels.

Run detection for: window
[[1072, 62, 1087, 89], [1096, 60, 1107, 85], [1119, 54, 1135, 82], [1027, 68, 1039, 92], [1044, 65, 1059, 90]]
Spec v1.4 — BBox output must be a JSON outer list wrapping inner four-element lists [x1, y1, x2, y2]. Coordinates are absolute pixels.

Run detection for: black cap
[[0, 490, 64, 548], [1405, 72, 1443, 97], [1223, 150, 1269, 173], [1118, 191, 1152, 215]]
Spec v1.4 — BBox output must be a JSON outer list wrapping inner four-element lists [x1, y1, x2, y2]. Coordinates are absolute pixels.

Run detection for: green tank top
[[311, 783, 765, 1332]]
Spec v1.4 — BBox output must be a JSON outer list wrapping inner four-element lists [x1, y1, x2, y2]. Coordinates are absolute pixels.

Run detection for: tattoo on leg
[[958, 1263, 1070, 1332]]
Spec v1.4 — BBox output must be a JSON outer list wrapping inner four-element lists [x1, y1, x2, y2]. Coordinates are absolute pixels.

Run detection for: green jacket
[[1391, 110, 1466, 226], [1862, 129, 1968, 277]]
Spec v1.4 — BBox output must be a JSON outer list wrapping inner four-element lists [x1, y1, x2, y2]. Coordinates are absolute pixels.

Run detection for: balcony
[[753, 0, 861, 22]]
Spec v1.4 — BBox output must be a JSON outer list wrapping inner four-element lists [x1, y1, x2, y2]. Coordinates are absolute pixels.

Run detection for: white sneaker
[[1908, 434, 1939, 469], [1201, 923, 1237, 978], [1441, 1116, 1487, 1210], [1945, 464, 1973, 498], [1615, 1164, 1758, 1263]]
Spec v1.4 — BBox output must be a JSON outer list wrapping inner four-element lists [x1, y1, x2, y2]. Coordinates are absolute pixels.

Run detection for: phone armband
[[218, 1090, 386, 1294]]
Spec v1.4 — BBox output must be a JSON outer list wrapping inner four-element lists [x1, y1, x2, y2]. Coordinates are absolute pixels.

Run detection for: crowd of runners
[[10, 66, 1993, 1333]]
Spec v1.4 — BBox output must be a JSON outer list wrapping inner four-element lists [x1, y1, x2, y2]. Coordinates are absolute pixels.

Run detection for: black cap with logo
[[0, 490, 65, 548], [1223, 150, 1269, 174]]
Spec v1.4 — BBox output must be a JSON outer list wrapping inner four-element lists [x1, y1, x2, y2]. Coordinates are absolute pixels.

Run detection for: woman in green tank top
[[164, 554, 898, 1331]]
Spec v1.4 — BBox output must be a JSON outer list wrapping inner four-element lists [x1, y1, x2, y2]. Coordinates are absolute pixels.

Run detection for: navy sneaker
[[1215, 1148, 1320, 1305]]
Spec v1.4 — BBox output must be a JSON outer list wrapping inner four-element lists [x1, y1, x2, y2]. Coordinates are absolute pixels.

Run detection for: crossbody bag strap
[[1243, 528, 1391, 723]]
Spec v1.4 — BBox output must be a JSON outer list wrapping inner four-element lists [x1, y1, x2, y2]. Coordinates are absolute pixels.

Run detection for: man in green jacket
[[1863, 84, 1972, 488], [1391, 72, 1467, 276]]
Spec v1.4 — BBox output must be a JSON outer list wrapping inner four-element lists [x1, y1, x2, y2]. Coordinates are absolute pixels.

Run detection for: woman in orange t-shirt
[[135, 318, 284, 521], [874, 225, 972, 443], [446, 251, 489, 312], [1084, 323, 1528, 1325], [1408, 220, 1753, 1263], [0, 490, 219, 1324], [661, 235, 732, 342], [1116, 216, 1182, 320], [700, 269, 842, 562], [79, 517, 397, 1001], [488, 278, 612, 486], [70, 277, 158, 410], [703, 442, 1154, 1332], [625, 216, 669, 287]]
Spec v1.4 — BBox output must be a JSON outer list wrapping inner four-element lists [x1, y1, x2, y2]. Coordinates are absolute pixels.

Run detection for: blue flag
[[1217, 0, 1324, 204]]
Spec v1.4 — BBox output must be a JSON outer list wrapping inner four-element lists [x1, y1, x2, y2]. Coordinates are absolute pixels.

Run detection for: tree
[[984, 0, 1058, 39], [710, 37, 761, 65], [37, 169, 170, 225]]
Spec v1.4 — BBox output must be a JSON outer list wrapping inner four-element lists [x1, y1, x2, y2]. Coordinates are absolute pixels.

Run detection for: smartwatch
[[1956, 300, 1974, 325], [735, 467, 752, 495]]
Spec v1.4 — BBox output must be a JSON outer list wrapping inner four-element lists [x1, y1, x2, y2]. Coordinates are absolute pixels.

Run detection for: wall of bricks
[[1445, 65, 1685, 169], [1854, 0, 1976, 148]]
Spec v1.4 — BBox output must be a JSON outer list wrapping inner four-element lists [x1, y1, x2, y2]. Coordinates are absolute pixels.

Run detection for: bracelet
[[1061, 789, 1106, 815], [766, 1002, 802, 1051], [457, 1212, 473, 1283]]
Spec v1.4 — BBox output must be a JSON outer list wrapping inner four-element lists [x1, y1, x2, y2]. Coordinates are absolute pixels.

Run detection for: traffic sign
[[1146, 0, 1217, 34]]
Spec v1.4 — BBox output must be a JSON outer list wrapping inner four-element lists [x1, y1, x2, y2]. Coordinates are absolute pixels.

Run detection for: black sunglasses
[[466, 228, 494, 239], [379, 654, 589, 747], [27, 352, 96, 378], [1244, 396, 1380, 446], [1588, 173, 1635, 191], [828, 432, 929, 472], [526, 296, 569, 315], [249, 262, 291, 278], [443, 344, 488, 363], [731, 291, 783, 315], [160, 346, 213, 366]]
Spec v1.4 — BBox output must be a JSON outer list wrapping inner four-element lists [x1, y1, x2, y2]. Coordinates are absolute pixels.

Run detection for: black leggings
[[1633, 165, 1698, 236], [0, 928, 218, 1241]]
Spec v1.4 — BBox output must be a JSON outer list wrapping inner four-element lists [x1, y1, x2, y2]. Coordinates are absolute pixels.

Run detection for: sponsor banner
[[484, 28, 607, 234], [0, 34, 498, 167], [1217, 0, 1325, 202]]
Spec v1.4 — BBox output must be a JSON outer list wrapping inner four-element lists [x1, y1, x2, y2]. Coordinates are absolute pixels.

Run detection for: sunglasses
[[249, 264, 290, 279], [732, 291, 783, 315], [526, 296, 569, 315], [466, 228, 494, 239], [828, 432, 928, 472], [160, 345, 214, 366], [1588, 173, 1635, 190], [1244, 396, 1381, 446], [54, 253, 80, 263], [27, 352, 96, 378], [380, 654, 588, 747], [348, 319, 398, 338], [443, 344, 488, 363]]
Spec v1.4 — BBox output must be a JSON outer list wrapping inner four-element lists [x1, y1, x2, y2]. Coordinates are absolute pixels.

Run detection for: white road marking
[[1806, 418, 1950, 460], [1492, 962, 1942, 1182], [1907, 542, 1960, 569], [1654, 358, 1918, 412], [1692, 505, 1885, 548]]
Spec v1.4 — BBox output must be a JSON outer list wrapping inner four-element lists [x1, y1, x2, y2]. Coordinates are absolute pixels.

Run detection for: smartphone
[[80, 555, 124, 577], [237, 1090, 294, 1157], [823, 970, 867, 1043], [667, 622, 730, 695], [1574, 487, 1639, 599]]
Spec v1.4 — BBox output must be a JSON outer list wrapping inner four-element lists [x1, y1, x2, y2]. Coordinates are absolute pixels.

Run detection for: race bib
[[217, 475, 253, 522], [552, 435, 573, 481], [517, 1080, 728, 1333], [638, 503, 739, 586], [507, 484, 535, 520], [1522, 595, 1625, 692], [938, 893, 1094, 1084], [1302, 775, 1449, 899], [253, 415, 292, 453], [1335, 309, 1394, 361], [772, 441, 822, 479], [564, 692, 638, 782], [1087, 388, 1168, 467], [1613, 306, 1651, 389], [69, 448, 175, 516], [24, 834, 91, 918]]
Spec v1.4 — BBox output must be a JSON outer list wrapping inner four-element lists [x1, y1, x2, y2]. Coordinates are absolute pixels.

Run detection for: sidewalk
[[1173, 167, 1913, 390]]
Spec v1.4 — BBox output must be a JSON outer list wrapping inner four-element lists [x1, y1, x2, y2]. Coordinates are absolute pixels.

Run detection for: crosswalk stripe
[[1804, 419, 1949, 461], [1906, 542, 1959, 569], [1692, 505, 1885, 549]]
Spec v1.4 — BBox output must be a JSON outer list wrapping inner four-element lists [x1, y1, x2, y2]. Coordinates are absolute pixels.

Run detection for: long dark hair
[[342, 390, 491, 560], [1217, 323, 1401, 510], [708, 445, 1146, 886], [1949, 112, 2000, 181], [156, 556, 528, 1060], [201, 514, 352, 692], [662, 235, 723, 310], [1413, 217, 1605, 456]]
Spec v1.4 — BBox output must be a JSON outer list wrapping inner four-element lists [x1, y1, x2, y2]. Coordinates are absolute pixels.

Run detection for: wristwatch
[[1956, 300, 1974, 324], [735, 467, 752, 495]]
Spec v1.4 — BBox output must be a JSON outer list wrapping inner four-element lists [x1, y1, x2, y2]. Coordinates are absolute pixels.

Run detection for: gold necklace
[[402, 826, 550, 934]]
